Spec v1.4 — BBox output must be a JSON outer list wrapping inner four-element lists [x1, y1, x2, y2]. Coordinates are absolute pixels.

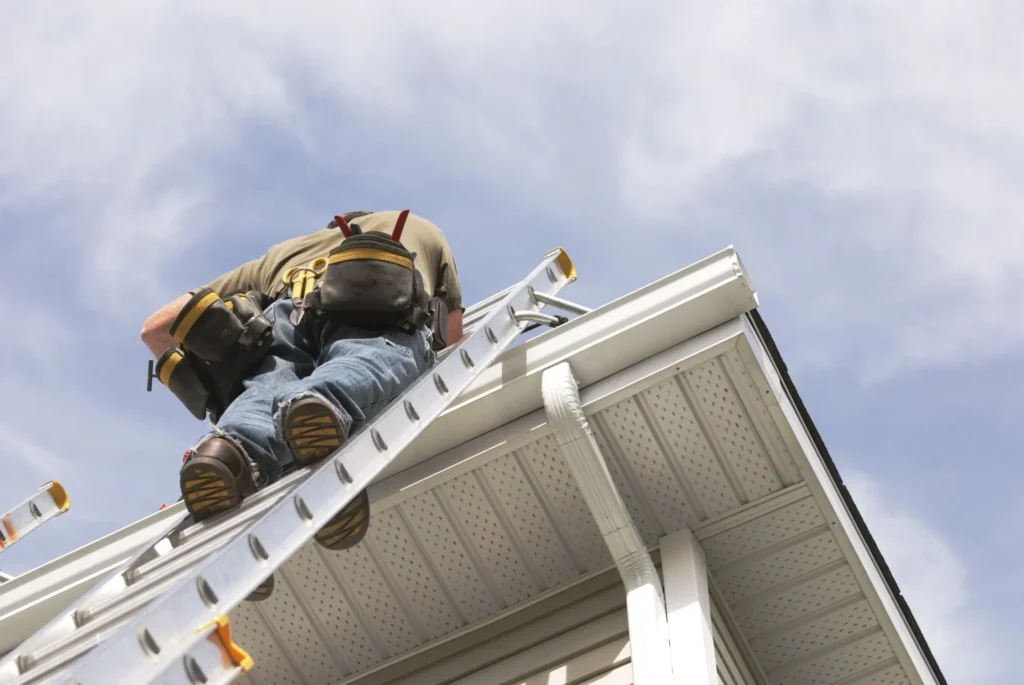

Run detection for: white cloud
[[0, 425, 73, 483], [616, 2, 1024, 380], [845, 471, 1008, 684]]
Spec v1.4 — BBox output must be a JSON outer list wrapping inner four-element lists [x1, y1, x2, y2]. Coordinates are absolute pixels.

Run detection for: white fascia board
[[0, 503, 185, 656], [734, 317, 942, 685], [381, 246, 758, 479]]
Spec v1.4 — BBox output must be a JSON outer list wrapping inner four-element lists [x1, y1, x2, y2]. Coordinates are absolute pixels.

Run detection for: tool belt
[[156, 210, 451, 420], [293, 210, 450, 348], [155, 288, 274, 421]]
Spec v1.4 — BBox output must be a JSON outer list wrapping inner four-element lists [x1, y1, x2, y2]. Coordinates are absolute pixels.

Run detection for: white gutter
[[542, 362, 674, 684]]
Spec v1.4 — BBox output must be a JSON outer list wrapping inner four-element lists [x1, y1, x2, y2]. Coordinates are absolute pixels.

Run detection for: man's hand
[[446, 308, 464, 347], [141, 293, 192, 358]]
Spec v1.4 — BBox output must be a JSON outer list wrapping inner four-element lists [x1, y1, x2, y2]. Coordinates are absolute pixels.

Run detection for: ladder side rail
[[63, 250, 575, 685]]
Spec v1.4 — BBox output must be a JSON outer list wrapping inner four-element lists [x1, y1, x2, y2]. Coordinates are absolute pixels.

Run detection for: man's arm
[[141, 293, 192, 358]]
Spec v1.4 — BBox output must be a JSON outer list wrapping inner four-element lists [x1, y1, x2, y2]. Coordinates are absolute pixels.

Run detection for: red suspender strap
[[391, 209, 410, 242], [334, 214, 353, 238]]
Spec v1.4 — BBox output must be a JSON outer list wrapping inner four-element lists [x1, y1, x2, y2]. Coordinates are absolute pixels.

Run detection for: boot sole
[[246, 575, 275, 602], [284, 399, 347, 467], [315, 489, 371, 551], [180, 457, 243, 522], [283, 398, 370, 551]]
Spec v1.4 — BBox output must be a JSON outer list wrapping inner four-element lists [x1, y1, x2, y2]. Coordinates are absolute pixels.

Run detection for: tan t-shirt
[[204, 210, 463, 311]]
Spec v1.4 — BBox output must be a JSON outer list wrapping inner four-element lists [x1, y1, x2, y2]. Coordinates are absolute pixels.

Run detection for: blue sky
[[1, 3, 1020, 683]]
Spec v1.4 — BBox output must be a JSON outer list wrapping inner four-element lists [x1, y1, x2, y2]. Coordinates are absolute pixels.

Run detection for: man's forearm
[[141, 293, 192, 358], [445, 308, 464, 347]]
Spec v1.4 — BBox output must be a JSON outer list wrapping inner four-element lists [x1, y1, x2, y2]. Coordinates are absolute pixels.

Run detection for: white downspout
[[542, 362, 674, 685]]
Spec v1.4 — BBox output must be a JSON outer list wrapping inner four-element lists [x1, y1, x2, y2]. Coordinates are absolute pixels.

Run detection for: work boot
[[247, 573, 275, 603], [179, 437, 272, 601], [282, 396, 371, 551], [179, 437, 258, 522]]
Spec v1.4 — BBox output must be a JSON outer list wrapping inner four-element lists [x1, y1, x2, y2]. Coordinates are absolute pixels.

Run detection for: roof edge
[[744, 308, 947, 685]]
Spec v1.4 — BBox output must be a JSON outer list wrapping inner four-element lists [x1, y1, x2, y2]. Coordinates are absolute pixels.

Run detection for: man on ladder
[[141, 210, 463, 599]]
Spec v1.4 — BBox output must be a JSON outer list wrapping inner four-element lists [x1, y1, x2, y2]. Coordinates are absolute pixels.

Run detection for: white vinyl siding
[[344, 558, 766, 685], [713, 597, 762, 685], [343, 569, 631, 685]]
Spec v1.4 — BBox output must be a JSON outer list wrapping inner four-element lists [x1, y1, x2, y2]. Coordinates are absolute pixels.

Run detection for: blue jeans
[[200, 297, 434, 485]]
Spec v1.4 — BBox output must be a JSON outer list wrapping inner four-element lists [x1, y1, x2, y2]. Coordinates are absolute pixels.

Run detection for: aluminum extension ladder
[[0, 482, 71, 554], [0, 248, 578, 685]]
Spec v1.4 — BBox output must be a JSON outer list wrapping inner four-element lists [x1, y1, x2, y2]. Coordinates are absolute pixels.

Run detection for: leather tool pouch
[[155, 348, 213, 420], [308, 232, 429, 332], [161, 288, 275, 420]]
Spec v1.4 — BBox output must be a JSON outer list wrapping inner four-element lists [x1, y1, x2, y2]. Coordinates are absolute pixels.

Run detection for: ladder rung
[[79, 568, 182, 634], [463, 284, 515, 318], [13, 631, 104, 685], [131, 497, 274, 585]]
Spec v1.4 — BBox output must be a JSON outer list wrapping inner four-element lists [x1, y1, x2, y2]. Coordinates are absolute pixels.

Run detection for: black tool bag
[[158, 288, 274, 421], [306, 211, 431, 333], [154, 348, 213, 420]]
